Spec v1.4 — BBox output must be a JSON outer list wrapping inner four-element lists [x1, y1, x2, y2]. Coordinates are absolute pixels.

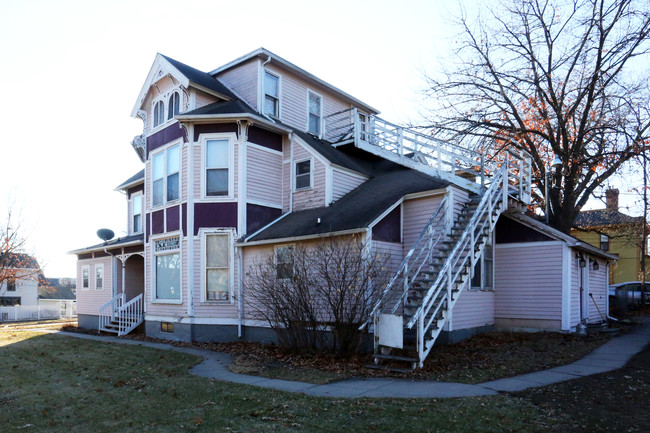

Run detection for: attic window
[[153, 100, 165, 127], [600, 234, 609, 251], [308, 91, 322, 136], [264, 71, 279, 118], [167, 92, 180, 120]]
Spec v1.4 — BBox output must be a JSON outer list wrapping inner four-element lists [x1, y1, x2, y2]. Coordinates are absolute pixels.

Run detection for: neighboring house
[[573, 189, 650, 285], [0, 253, 40, 307], [70, 48, 616, 366]]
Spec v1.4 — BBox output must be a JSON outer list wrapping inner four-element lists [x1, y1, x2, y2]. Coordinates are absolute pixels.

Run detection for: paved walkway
[[40, 320, 650, 399]]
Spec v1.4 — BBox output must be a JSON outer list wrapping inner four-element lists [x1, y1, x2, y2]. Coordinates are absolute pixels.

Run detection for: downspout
[[289, 132, 294, 213], [186, 124, 195, 319], [237, 246, 243, 338]]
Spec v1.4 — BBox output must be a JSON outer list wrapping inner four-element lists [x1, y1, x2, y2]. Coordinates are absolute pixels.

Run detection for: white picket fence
[[0, 301, 77, 322]]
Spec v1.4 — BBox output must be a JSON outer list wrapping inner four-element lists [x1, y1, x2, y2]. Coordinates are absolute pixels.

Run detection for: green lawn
[[0, 331, 557, 433]]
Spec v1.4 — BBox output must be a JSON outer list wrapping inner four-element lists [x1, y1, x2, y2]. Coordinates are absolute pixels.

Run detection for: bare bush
[[244, 237, 391, 356]]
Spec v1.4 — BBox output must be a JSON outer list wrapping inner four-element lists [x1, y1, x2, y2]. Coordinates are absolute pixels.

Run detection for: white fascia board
[[292, 135, 330, 167], [402, 187, 448, 201], [330, 164, 369, 180], [68, 240, 144, 255], [238, 228, 367, 247], [131, 54, 191, 118], [210, 48, 380, 115], [176, 113, 292, 135], [368, 198, 403, 230], [113, 178, 144, 192]]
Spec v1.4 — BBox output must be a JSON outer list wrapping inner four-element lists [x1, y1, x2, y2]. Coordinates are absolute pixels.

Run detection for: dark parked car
[[609, 281, 650, 305]]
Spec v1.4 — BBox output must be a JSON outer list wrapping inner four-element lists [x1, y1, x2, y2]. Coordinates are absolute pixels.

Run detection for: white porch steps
[[99, 293, 144, 336]]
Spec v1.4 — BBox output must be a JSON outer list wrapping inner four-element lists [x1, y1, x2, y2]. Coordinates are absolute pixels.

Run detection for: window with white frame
[[308, 91, 321, 136], [167, 91, 180, 120], [275, 245, 294, 279], [471, 236, 493, 290], [205, 139, 230, 196], [263, 71, 279, 118], [95, 265, 104, 290], [205, 233, 230, 301], [132, 194, 143, 234], [82, 266, 89, 289], [153, 100, 165, 128], [152, 144, 180, 206], [154, 236, 181, 301], [295, 159, 311, 190]]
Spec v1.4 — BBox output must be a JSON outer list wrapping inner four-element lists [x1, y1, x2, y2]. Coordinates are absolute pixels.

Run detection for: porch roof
[[68, 233, 144, 255]]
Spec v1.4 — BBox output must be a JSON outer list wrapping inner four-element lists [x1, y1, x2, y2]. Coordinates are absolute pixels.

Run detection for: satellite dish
[[97, 228, 115, 242]]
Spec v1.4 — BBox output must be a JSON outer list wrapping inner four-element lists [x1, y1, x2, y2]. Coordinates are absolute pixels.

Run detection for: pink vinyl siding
[[247, 144, 283, 207], [331, 169, 367, 203], [402, 194, 444, 253], [372, 240, 404, 275], [76, 257, 113, 316], [292, 140, 326, 211], [214, 59, 259, 111], [494, 242, 564, 326], [264, 64, 349, 133], [571, 254, 581, 326], [193, 89, 218, 111], [451, 290, 495, 330]]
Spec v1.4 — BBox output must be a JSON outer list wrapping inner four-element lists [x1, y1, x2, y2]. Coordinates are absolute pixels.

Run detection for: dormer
[[211, 48, 380, 136]]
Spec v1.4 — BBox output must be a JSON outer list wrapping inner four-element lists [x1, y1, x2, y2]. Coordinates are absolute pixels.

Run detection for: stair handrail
[[406, 159, 509, 330], [116, 293, 143, 336], [98, 293, 124, 332], [363, 195, 449, 329]]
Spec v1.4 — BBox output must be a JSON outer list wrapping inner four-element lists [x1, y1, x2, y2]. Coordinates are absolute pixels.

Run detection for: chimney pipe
[[605, 189, 619, 211]]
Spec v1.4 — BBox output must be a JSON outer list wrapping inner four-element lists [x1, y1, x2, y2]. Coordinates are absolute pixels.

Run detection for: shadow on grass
[[0, 331, 558, 433]]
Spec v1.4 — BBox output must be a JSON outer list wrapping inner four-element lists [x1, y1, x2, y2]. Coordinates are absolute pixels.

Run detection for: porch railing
[[99, 293, 124, 332], [116, 294, 143, 336]]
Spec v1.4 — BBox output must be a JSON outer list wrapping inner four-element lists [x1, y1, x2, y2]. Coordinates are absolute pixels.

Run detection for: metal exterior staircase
[[324, 109, 532, 369], [99, 293, 144, 336]]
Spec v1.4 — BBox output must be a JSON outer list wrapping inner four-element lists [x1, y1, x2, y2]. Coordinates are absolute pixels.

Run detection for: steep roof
[[245, 167, 448, 243], [574, 209, 644, 228], [159, 54, 238, 100], [116, 169, 144, 191], [182, 99, 258, 116]]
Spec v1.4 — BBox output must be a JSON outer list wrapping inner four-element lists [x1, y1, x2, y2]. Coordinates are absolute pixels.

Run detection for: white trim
[[325, 165, 333, 206], [144, 316, 265, 326], [151, 231, 183, 304], [238, 127, 247, 234], [150, 138, 183, 210], [246, 141, 283, 156], [239, 228, 367, 247], [331, 165, 368, 181], [243, 212, 291, 242], [262, 69, 281, 120], [81, 265, 90, 290], [494, 240, 565, 249], [199, 132, 237, 200], [94, 264, 105, 291], [402, 188, 448, 201], [368, 198, 403, 230], [199, 229, 236, 304], [186, 124, 195, 317], [306, 89, 323, 137], [561, 243, 571, 330], [292, 135, 330, 167], [246, 199, 283, 209], [294, 157, 313, 191]]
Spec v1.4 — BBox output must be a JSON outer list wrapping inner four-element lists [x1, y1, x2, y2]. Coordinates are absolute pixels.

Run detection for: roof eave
[[68, 239, 144, 255], [114, 178, 144, 192], [238, 228, 367, 247], [176, 113, 292, 134]]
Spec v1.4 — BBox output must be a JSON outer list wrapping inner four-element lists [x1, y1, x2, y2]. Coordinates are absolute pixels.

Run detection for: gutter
[[238, 228, 367, 248], [176, 113, 292, 135]]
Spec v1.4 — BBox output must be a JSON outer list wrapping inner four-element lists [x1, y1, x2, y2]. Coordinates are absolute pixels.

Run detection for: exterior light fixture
[[552, 154, 562, 169], [592, 260, 599, 271], [579, 256, 587, 268]]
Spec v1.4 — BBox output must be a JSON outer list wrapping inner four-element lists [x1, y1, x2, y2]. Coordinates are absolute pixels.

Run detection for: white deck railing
[[323, 108, 532, 201]]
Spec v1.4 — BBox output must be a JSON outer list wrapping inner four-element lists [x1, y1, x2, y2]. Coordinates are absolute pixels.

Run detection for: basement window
[[160, 322, 174, 333]]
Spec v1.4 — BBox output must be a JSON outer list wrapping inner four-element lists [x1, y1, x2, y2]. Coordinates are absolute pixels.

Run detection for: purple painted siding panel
[[146, 123, 186, 157], [373, 206, 401, 243], [152, 210, 164, 235], [194, 202, 238, 235], [166, 205, 180, 232], [495, 217, 552, 244], [127, 184, 144, 199], [145, 213, 150, 242], [193, 123, 238, 141], [246, 203, 282, 235], [182, 203, 187, 236], [248, 126, 282, 152]]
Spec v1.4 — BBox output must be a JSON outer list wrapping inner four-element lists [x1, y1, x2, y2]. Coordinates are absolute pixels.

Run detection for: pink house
[[71, 49, 615, 367]]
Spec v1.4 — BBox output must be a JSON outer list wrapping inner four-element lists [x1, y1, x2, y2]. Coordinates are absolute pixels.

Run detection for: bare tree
[[0, 207, 40, 289], [423, 0, 650, 233], [244, 237, 391, 356]]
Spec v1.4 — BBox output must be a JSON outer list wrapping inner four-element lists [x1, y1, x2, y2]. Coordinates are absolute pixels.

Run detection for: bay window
[[152, 144, 180, 207], [206, 139, 229, 196], [205, 233, 230, 301], [154, 236, 181, 302]]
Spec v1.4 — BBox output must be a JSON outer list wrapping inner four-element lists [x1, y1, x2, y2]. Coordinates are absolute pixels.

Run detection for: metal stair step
[[364, 364, 414, 373], [373, 353, 419, 363]]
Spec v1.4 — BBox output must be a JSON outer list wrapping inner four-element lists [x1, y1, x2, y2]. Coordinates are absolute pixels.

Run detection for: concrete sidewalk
[[43, 320, 650, 399]]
